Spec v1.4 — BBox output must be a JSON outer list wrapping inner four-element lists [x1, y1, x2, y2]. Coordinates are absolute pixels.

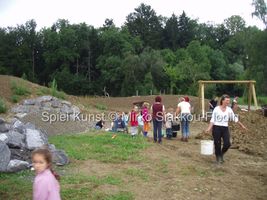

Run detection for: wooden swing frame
[[198, 80, 258, 116]]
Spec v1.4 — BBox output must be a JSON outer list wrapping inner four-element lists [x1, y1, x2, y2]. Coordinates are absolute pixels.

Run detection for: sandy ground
[[68, 121, 267, 200]]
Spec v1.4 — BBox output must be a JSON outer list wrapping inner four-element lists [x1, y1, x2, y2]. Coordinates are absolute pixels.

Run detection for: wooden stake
[[252, 83, 258, 109], [201, 83, 205, 117], [248, 83, 252, 111]]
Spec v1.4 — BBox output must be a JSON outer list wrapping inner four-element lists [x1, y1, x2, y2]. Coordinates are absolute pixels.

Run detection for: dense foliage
[[0, 2, 266, 97]]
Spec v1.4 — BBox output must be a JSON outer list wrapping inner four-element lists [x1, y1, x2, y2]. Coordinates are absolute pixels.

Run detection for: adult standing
[[176, 96, 191, 142], [231, 96, 239, 112], [206, 94, 247, 164], [209, 96, 218, 112], [151, 96, 165, 143]]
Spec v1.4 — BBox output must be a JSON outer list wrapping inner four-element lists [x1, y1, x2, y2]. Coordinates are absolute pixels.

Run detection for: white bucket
[[200, 140, 214, 155]]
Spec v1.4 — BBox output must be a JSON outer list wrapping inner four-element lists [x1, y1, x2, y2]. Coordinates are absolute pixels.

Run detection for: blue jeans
[[153, 119, 162, 142], [166, 128, 172, 138], [181, 113, 190, 137]]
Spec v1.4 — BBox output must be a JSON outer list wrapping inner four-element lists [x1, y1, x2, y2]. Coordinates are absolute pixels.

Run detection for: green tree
[[126, 3, 163, 49], [163, 14, 179, 50], [224, 15, 246, 35], [252, 0, 267, 28], [177, 11, 197, 48]]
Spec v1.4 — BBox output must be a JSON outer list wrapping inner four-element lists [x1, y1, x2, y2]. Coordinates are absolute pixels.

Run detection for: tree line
[[0, 2, 266, 97]]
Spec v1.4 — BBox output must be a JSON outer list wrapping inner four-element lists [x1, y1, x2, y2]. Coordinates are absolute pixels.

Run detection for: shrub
[[11, 95, 19, 103], [0, 97, 7, 113], [11, 81, 30, 96]]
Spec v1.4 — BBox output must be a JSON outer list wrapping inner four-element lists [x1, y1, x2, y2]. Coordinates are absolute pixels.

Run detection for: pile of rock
[[0, 117, 69, 173], [11, 95, 80, 119]]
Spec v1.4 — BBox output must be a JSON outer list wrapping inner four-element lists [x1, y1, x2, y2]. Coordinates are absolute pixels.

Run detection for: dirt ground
[[1, 75, 266, 199], [69, 94, 210, 114], [70, 121, 267, 200]]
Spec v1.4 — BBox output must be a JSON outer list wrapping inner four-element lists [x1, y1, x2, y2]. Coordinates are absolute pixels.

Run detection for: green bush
[[21, 73, 27, 80], [11, 81, 31, 96], [46, 79, 66, 99], [11, 95, 19, 103], [53, 90, 66, 100], [0, 98, 7, 113]]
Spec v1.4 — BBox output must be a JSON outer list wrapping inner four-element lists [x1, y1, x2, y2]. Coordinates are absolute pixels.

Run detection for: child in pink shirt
[[32, 148, 61, 200]]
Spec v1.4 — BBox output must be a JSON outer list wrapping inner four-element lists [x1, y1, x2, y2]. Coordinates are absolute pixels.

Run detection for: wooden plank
[[198, 80, 256, 84], [198, 83, 201, 114], [201, 83, 205, 117], [248, 83, 252, 111], [252, 84, 258, 109]]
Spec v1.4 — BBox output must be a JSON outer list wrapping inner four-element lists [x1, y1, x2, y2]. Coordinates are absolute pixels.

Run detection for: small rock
[[60, 104, 73, 114], [15, 113, 28, 119], [23, 99, 36, 105], [0, 134, 8, 142], [61, 100, 72, 106], [51, 100, 62, 108], [36, 96, 53, 103], [51, 149, 69, 166], [11, 118, 23, 127]]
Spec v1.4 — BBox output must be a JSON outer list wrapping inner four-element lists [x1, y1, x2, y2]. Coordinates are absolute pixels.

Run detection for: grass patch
[[61, 173, 123, 199], [181, 165, 210, 177], [104, 191, 134, 200], [0, 169, 126, 200], [156, 158, 169, 174], [37, 86, 66, 100], [125, 168, 149, 181], [0, 170, 33, 200], [92, 191, 134, 200], [49, 132, 149, 163], [37, 87, 51, 95], [11, 80, 31, 96], [95, 103, 107, 110], [0, 97, 7, 113]]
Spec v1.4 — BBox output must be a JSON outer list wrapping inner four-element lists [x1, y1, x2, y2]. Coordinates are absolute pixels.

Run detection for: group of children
[[127, 102, 178, 140]]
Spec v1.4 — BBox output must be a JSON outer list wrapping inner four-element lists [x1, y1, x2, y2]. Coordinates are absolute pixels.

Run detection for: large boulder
[[6, 130, 26, 148], [0, 118, 5, 124], [7, 159, 29, 172], [0, 123, 9, 133], [25, 128, 48, 150], [0, 141, 11, 172]]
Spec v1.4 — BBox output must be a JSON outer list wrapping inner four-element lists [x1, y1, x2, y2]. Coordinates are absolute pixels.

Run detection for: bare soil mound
[[195, 110, 267, 158]]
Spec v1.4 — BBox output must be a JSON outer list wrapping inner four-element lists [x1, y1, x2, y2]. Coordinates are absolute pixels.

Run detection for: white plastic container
[[200, 140, 214, 155]]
